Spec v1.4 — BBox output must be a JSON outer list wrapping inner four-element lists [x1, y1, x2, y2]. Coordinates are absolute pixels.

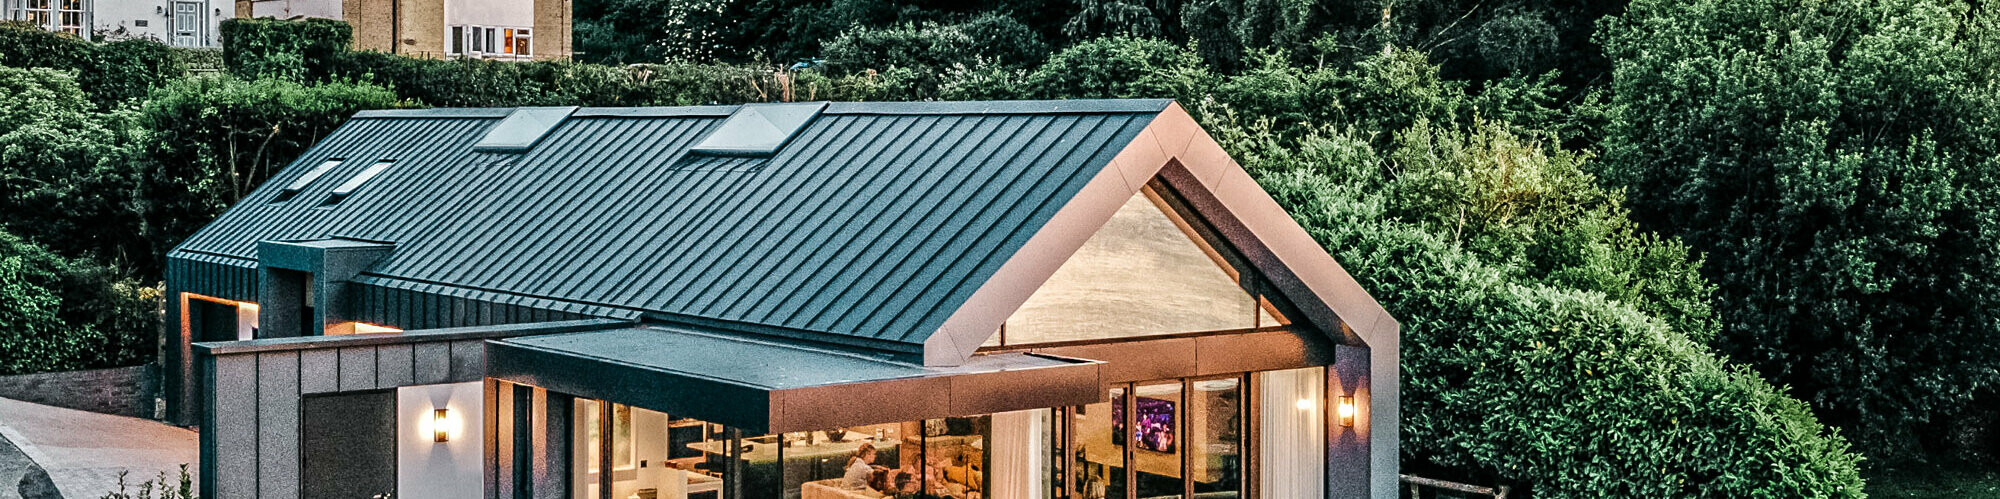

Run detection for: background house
[[234, 0, 570, 59], [3, 0, 232, 47]]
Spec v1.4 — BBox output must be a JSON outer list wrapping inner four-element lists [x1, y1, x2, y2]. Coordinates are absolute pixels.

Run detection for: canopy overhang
[[486, 324, 1103, 434]]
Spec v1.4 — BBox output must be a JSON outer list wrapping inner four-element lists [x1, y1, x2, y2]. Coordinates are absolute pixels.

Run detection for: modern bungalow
[[166, 99, 1401, 499]]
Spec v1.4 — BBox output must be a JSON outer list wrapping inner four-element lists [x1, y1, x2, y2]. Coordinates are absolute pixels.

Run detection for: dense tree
[[0, 67, 146, 266], [133, 76, 398, 275], [1601, 0, 2000, 457], [1211, 67, 1857, 493]]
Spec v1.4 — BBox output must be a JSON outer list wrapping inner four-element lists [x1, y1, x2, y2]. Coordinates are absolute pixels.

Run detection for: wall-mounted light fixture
[[434, 408, 451, 442], [1336, 396, 1356, 427]]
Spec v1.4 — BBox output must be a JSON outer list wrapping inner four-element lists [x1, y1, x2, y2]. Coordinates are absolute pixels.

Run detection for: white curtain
[[988, 409, 1047, 499], [1258, 367, 1326, 498]]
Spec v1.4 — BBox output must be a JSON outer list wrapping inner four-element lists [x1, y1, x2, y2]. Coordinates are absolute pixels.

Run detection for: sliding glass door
[[1068, 368, 1324, 499]]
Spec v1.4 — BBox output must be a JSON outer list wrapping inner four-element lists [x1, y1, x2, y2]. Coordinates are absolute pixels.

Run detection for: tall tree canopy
[[1602, 0, 2000, 456]]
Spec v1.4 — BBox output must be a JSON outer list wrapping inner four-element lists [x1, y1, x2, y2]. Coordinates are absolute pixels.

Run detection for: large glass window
[[1072, 387, 1125, 499], [557, 369, 1307, 499], [572, 404, 735, 499], [988, 184, 1289, 348], [1189, 377, 1243, 498], [1256, 367, 1325, 498], [1130, 382, 1183, 499]]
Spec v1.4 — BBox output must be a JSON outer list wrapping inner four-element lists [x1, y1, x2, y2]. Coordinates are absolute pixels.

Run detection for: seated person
[[937, 452, 981, 493], [844, 441, 888, 490]]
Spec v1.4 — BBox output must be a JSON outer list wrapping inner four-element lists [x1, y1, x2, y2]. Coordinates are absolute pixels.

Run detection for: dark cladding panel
[[415, 341, 452, 384], [207, 355, 258, 499], [256, 352, 301, 499], [299, 348, 339, 394], [377, 343, 415, 387], [338, 347, 376, 391], [449, 340, 485, 382]]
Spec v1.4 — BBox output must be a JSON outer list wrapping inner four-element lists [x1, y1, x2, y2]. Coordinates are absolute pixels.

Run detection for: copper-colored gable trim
[[927, 102, 1400, 364]]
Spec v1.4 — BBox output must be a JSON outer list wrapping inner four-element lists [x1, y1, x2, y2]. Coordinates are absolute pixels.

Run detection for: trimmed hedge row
[[0, 21, 188, 108]]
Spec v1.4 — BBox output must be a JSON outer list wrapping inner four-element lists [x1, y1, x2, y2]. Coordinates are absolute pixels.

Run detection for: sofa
[[801, 478, 885, 499]]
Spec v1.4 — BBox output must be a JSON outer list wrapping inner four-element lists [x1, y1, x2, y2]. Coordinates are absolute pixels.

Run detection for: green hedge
[[0, 21, 187, 108], [219, 17, 352, 82]]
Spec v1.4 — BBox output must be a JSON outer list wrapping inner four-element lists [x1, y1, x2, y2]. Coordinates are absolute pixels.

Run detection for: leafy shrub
[[219, 17, 352, 82], [0, 22, 186, 109], [0, 20, 90, 70], [0, 229, 159, 375], [1254, 151, 1862, 497], [1024, 36, 1212, 100], [79, 39, 188, 108], [134, 76, 398, 272], [824, 13, 1047, 75]]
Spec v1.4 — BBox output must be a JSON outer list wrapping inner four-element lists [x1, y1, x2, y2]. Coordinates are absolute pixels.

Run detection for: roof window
[[472, 106, 576, 153], [321, 160, 393, 206], [689, 102, 826, 157], [271, 158, 343, 203]]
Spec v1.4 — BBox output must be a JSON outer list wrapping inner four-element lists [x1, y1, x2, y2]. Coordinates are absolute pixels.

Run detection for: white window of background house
[[9, 0, 87, 37], [451, 24, 532, 59]]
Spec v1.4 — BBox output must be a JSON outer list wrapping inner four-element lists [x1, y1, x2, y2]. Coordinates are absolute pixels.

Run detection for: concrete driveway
[[0, 397, 196, 499]]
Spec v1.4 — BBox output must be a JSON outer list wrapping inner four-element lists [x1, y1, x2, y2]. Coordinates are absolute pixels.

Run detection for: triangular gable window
[[986, 182, 1287, 348]]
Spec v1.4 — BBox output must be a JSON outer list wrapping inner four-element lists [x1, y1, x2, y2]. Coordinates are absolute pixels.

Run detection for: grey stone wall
[[0, 364, 159, 419]]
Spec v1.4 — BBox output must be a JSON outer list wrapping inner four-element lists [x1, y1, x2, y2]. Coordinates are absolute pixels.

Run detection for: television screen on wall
[[1112, 396, 1177, 453]]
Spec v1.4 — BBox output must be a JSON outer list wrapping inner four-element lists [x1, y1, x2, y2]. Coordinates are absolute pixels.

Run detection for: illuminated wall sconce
[[434, 408, 451, 442], [1336, 396, 1356, 427]]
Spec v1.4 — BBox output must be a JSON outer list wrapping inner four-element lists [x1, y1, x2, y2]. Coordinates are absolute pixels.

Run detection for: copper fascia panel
[[1030, 338, 1199, 384], [945, 360, 1103, 416], [771, 375, 953, 433], [765, 359, 1101, 434], [1019, 329, 1332, 385]]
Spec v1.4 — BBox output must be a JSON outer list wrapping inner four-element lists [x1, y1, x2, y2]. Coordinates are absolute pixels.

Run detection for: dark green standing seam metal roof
[[170, 100, 1168, 353]]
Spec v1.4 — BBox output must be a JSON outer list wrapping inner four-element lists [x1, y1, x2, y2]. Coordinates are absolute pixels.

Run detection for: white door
[[171, 1, 199, 47]]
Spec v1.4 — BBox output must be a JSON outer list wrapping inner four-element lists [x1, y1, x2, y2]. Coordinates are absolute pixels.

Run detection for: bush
[[0, 22, 186, 109], [1206, 46, 1856, 492], [1024, 36, 1212, 100], [0, 20, 90, 70], [219, 17, 352, 82], [78, 39, 188, 108], [824, 13, 1047, 75], [134, 76, 398, 273], [1257, 163, 1863, 497], [0, 229, 158, 376]]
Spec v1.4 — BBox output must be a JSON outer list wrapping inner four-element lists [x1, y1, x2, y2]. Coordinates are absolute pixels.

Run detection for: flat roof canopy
[[486, 324, 1103, 434]]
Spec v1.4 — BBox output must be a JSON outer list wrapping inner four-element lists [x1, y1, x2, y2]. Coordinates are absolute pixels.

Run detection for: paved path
[[0, 430, 58, 499], [0, 398, 196, 499]]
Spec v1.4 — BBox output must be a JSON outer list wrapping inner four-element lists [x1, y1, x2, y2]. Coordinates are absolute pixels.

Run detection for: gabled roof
[[173, 100, 1175, 358]]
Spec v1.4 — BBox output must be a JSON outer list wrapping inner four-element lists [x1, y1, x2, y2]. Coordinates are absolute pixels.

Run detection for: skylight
[[321, 160, 393, 206], [271, 158, 343, 203], [689, 102, 826, 157], [472, 106, 576, 153]]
